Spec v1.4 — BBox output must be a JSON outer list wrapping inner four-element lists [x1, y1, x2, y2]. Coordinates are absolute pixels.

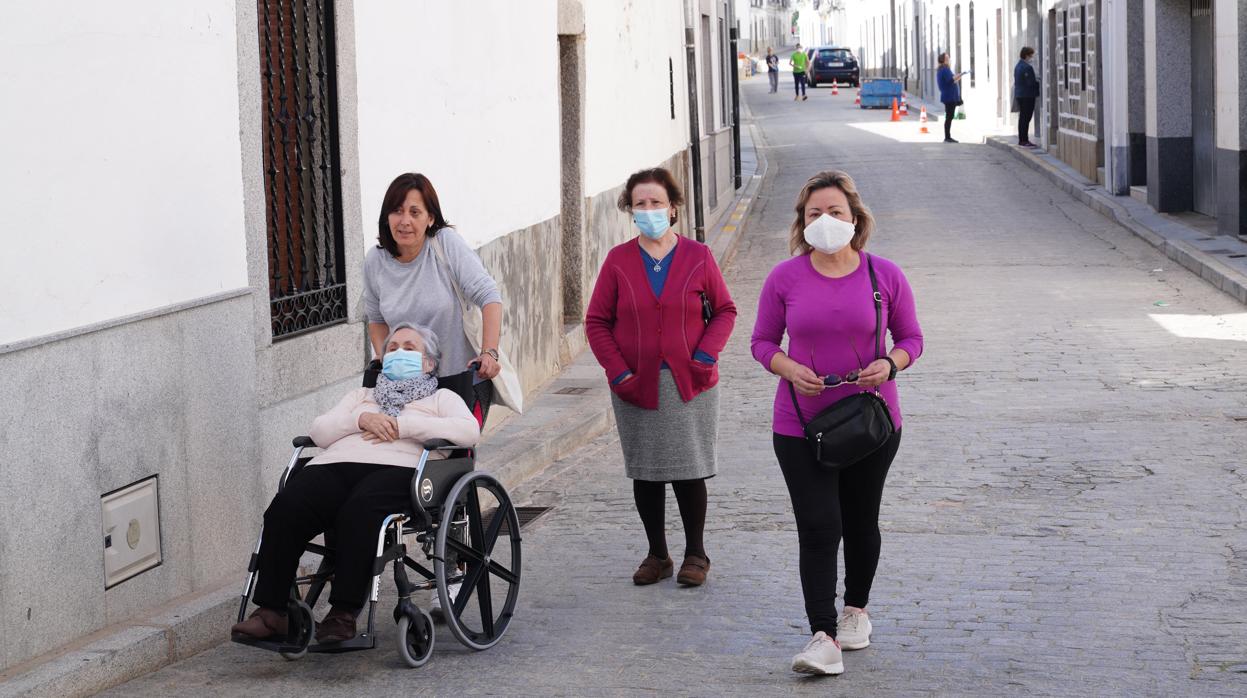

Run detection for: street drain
[[554, 386, 589, 395]]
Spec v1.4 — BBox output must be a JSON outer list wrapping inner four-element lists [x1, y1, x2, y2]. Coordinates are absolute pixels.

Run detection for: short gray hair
[[383, 323, 441, 374]]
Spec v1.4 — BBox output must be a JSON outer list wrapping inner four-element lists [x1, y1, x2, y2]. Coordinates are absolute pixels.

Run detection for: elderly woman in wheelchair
[[231, 323, 522, 666]]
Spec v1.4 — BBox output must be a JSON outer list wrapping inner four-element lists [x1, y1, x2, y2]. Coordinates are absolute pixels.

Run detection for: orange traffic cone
[[899, 96, 909, 116], [890, 97, 900, 122], [919, 106, 930, 134], [854, 88, 861, 105], [832, 79, 839, 96]]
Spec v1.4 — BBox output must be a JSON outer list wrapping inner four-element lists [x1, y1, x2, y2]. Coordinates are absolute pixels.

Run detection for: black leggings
[[252, 462, 414, 612], [774, 430, 902, 637], [944, 102, 956, 139], [633, 478, 708, 560]]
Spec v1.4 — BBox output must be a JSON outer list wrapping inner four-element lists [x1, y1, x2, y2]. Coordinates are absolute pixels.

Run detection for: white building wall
[[0, 2, 249, 346], [583, 0, 691, 196], [352, 1, 561, 250]]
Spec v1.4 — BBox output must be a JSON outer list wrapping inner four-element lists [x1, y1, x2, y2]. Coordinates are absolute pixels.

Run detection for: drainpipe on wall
[[1100, 0, 1130, 195], [730, 23, 742, 191], [684, 1, 706, 242]]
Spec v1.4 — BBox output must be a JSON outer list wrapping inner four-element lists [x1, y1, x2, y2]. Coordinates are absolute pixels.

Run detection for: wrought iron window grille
[[260, 0, 347, 340]]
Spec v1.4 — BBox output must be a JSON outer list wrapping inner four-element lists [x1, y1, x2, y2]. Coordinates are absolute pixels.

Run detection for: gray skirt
[[610, 370, 720, 482]]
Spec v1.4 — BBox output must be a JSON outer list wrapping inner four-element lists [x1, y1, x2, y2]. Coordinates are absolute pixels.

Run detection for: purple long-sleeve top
[[751, 252, 924, 438]]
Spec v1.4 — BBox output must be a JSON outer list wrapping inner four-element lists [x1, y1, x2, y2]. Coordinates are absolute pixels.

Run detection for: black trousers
[[774, 430, 902, 637], [252, 462, 414, 611], [943, 102, 957, 139], [793, 72, 807, 96], [1017, 96, 1036, 144]]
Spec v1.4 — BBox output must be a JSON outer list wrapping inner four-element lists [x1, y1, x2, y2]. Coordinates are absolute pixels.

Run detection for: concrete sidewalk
[[0, 131, 768, 698], [984, 136, 1247, 306]]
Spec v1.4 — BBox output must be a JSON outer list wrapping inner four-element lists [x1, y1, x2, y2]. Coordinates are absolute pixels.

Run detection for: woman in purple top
[[751, 170, 923, 676]]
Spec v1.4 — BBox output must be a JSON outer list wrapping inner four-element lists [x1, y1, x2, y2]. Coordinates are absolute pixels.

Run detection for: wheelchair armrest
[[422, 439, 463, 451], [292, 435, 315, 448]]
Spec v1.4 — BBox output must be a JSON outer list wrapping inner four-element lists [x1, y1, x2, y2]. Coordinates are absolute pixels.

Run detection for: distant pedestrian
[[751, 170, 924, 676], [1014, 46, 1041, 148], [936, 52, 963, 143], [586, 167, 737, 588], [766, 47, 780, 93], [790, 44, 809, 101]]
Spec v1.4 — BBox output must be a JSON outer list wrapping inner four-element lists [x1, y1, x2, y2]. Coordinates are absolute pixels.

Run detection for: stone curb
[[0, 123, 771, 698], [985, 136, 1247, 306]]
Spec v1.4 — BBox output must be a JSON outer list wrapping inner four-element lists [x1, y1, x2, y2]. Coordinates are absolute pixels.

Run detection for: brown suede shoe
[[677, 554, 711, 586], [230, 607, 288, 640], [632, 555, 674, 585], [315, 606, 358, 644]]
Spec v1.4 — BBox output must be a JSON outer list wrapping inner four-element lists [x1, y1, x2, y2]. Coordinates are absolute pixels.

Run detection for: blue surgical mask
[[382, 349, 424, 380], [633, 209, 671, 240]]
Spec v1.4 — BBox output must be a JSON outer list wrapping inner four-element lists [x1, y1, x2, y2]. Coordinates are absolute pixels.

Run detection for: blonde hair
[[788, 170, 876, 255]]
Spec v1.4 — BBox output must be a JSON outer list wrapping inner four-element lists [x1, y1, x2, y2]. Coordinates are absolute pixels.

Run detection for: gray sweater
[[363, 227, 503, 377]]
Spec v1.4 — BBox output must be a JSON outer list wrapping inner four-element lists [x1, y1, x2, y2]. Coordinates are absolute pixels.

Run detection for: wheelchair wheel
[[396, 608, 435, 668], [279, 600, 314, 660], [434, 471, 521, 651]]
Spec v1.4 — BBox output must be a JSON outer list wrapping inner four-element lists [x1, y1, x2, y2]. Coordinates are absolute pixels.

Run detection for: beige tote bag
[[429, 235, 524, 414]]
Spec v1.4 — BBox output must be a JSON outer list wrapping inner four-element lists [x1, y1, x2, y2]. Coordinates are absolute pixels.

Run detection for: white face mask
[[803, 213, 856, 254]]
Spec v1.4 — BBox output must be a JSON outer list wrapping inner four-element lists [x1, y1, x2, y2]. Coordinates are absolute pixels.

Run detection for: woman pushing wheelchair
[[231, 324, 479, 646]]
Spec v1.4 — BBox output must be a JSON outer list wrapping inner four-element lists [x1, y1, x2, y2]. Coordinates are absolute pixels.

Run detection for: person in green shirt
[[789, 44, 809, 101]]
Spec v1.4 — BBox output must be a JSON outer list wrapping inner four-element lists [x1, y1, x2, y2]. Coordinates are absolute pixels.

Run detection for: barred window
[[259, 0, 347, 340]]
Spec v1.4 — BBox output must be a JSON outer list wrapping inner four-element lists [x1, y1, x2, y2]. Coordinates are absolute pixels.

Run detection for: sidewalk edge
[[985, 136, 1247, 306]]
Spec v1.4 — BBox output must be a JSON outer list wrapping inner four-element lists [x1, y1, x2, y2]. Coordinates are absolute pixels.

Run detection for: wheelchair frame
[[231, 370, 522, 667]]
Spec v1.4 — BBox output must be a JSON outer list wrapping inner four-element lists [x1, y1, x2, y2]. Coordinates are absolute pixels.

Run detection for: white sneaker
[[837, 607, 872, 650], [791, 631, 844, 676], [429, 581, 461, 620]]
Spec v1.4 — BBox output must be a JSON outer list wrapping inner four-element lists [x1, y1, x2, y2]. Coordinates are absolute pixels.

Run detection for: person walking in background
[[766, 47, 779, 93], [936, 52, 963, 143], [751, 171, 923, 676], [790, 43, 808, 101], [1014, 46, 1041, 148], [586, 167, 737, 588]]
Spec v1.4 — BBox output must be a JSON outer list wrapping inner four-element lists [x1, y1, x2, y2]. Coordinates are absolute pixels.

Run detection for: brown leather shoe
[[677, 554, 711, 586], [632, 555, 674, 585], [230, 607, 288, 640], [315, 606, 358, 644]]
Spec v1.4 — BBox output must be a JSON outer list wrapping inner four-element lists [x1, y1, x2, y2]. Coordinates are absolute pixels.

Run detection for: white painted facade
[[0, 2, 249, 346], [353, 1, 562, 250], [583, 0, 691, 197]]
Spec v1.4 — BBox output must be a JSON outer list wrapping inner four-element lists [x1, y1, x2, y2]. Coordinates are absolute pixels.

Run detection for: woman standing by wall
[[586, 167, 737, 587], [936, 52, 964, 143], [751, 171, 923, 676]]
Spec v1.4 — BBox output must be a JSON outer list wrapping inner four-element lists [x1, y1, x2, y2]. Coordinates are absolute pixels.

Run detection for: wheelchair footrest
[[307, 633, 378, 653], [230, 634, 308, 655]]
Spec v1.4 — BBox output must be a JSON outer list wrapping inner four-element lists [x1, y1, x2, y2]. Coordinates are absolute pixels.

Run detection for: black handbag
[[787, 255, 896, 470]]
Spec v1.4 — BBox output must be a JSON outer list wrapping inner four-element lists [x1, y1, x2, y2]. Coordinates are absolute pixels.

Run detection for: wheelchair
[[232, 364, 521, 667]]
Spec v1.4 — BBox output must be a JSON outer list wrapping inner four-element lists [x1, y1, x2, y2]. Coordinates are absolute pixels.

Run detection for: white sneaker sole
[[791, 657, 845, 676], [839, 637, 870, 650]]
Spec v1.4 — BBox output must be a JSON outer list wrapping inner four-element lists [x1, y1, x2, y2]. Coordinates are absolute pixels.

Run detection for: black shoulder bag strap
[[787, 253, 884, 427]]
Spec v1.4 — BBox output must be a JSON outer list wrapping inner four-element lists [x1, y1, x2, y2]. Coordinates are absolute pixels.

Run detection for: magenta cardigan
[[586, 236, 737, 409]]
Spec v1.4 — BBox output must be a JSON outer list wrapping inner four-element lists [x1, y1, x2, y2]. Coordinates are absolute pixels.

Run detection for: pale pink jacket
[[306, 388, 480, 469]]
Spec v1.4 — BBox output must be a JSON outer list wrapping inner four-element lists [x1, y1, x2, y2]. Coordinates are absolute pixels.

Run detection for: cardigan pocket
[[687, 358, 717, 393]]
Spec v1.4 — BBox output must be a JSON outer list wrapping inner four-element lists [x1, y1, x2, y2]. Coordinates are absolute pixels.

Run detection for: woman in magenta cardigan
[[751, 170, 923, 676], [586, 167, 736, 587]]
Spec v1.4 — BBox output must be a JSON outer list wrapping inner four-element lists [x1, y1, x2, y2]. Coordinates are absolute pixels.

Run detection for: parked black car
[[807, 46, 860, 87]]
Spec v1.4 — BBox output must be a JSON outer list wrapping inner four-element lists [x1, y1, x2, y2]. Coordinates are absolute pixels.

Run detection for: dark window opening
[[968, 3, 976, 87], [259, 0, 346, 340], [1079, 4, 1087, 91], [669, 58, 676, 119], [955, 4, 962, 71]]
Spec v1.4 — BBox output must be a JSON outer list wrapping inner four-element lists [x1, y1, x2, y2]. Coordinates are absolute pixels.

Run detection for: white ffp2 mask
[[803, 214, 856, 254]]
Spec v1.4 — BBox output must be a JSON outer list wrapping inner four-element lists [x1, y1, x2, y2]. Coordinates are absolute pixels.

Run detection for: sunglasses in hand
[[822, 369, 861, 387]]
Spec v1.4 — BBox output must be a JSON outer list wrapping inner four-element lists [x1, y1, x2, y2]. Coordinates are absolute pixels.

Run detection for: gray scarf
[[373, 373, 439, 417]]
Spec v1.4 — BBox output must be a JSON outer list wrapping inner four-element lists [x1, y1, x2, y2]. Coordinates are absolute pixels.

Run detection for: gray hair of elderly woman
[[382, 323, 441, 374]]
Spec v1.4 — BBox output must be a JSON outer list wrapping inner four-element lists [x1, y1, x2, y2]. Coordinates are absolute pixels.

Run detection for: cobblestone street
[[104, 72, 1247, 697]]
